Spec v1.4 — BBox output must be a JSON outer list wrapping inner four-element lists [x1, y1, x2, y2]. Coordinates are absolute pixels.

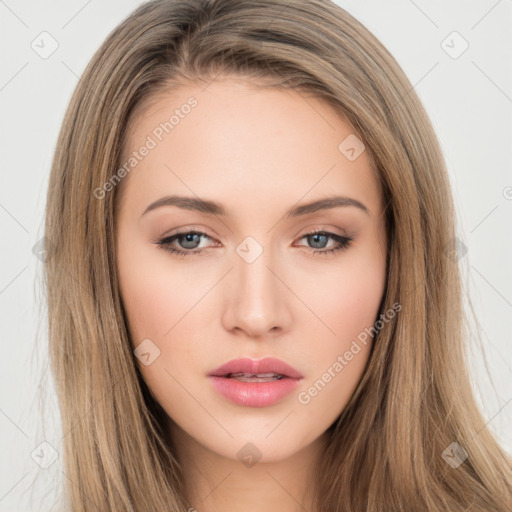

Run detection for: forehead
[[118, 78, 382, 220]]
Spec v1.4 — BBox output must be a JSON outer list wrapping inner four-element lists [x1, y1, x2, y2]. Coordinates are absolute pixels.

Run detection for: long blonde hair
[[44, 0, 512, 510]]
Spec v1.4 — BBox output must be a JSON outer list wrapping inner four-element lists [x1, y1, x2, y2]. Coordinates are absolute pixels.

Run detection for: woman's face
[[116, 77, 387, 464]]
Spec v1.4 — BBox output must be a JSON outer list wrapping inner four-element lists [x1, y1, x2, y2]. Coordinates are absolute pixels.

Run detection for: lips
[[208, 357, 303, 379], [208, 357, 303, 407]]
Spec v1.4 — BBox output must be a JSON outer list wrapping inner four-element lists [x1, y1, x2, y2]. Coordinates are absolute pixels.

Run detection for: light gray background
[[1, 1, 511, 510]]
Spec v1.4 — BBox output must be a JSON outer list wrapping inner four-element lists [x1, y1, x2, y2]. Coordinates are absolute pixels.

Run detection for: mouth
[[208, 356, 303, 379], [208, 357, 303, 407]]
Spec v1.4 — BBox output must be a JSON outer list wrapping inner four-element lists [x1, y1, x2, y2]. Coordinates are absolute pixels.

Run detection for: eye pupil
[[309, 233, 328, 249], [180, 233, 201, 249]]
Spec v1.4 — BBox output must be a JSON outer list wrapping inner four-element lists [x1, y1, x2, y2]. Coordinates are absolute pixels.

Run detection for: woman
[[44, 0, 512, 510]]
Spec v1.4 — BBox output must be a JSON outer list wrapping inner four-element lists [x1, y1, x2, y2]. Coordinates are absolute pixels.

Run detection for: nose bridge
[[224, 235, 291, 336]]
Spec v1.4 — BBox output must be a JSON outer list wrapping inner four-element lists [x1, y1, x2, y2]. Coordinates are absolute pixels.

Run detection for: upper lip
[[209, 357, 303, 379]]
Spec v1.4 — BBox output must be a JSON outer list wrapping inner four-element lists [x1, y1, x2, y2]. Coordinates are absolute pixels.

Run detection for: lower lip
[[208, 376, 301, 407]]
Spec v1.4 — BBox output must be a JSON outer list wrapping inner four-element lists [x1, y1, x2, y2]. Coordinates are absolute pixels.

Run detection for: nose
[[221, 243, 293, 339]]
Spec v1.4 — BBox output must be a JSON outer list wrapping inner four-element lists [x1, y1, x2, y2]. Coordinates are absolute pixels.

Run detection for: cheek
[[116, 238, 209, 421], [117, 239, 209, 343], [291, 242, 386, 407], [296, 242, 386, 354]]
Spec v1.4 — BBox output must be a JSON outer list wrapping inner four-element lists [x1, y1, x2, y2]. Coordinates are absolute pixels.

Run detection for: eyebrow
[[141, 194, 369, 218]]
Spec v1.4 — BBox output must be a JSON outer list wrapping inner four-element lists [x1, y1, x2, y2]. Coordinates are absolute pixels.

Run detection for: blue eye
[[301, 230, 354, 255], [154, 229, 353, 257], [155, 231, 212, 258]]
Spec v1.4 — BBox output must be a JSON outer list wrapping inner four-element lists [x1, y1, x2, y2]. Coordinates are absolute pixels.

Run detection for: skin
[[116, 76, 387, 511]]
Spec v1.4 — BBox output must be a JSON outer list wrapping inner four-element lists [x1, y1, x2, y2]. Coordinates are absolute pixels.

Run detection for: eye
[[295, 229, 354, 256], [154, 230, 216, 258], [154, 228, 354, 257]]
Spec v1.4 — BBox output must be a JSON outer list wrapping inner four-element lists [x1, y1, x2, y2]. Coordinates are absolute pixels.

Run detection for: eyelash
[[154, 229, 354, 258]]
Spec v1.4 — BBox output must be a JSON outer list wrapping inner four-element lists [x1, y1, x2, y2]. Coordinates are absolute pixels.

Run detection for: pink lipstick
[[208, 357, 303, 407]]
